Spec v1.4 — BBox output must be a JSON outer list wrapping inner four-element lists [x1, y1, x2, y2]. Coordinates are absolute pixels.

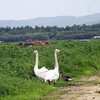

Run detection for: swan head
[[34, 50, 38, 54], [55, 49, 60, 53]]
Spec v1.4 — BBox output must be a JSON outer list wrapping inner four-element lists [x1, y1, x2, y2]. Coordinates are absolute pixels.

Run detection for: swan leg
[[54, 82, 56, 86], [41, 79, 44, 82], [48, 81, 50, 85]]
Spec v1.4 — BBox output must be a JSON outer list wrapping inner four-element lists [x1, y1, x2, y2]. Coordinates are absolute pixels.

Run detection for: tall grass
[[0, 39, 100, 100]]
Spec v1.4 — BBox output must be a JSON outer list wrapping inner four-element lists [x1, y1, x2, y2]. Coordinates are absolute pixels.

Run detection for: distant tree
[[0, 24, 100, 42]]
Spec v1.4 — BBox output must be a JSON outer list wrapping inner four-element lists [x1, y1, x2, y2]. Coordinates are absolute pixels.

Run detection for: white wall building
[[0, 41, 3, 43], [93, 36, 100, 39]]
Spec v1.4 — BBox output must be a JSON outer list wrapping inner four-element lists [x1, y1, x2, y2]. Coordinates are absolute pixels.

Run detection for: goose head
[[34, 50, 38, 54], [55, 49, 60, 53], [59, 70, 63, 75]]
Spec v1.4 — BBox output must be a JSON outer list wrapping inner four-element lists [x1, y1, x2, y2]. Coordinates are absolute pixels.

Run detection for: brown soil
[[58, 84, 100, 100], [58, 75, 100, 100], [42, 75, 100, 100]]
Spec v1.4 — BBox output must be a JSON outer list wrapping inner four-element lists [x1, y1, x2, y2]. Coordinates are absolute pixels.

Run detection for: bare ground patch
[[42, 75, 100, 100], [58, 84, 100, 100]]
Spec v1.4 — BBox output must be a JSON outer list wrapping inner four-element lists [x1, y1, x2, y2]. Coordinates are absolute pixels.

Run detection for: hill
[[0, 13, 100, 27]]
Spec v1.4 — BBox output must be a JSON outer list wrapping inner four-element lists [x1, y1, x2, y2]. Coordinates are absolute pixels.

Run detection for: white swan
[[45, 49, 60, 86], [34, 50, 48, 81]]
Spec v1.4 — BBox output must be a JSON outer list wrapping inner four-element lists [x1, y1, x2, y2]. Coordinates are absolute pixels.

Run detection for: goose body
[[34, 50, 48, 80], [60, 71, 73, 86], [45, 49, 60, 86]]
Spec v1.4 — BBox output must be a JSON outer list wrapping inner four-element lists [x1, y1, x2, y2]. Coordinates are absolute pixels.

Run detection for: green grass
[[0, 39, 100, 100], [0, 74, 56, 100]]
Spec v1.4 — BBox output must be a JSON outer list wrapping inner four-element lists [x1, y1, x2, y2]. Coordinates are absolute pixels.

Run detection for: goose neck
[[61, 72, 63, 77]]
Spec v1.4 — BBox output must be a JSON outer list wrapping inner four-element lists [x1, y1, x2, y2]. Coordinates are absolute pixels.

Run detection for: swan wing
[[39, 66, 48, 72], [36, 67, 48, 79], [45, 70, 59, 82], [35, 69, 48, 80]]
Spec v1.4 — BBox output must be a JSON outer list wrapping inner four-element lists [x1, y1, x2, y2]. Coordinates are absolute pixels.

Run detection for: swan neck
[[34, 53, 38, 69], [54, 51, 59, 71]]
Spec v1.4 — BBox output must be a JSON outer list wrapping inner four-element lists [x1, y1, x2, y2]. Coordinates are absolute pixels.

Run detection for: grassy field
[[0, 39, 100, 100]]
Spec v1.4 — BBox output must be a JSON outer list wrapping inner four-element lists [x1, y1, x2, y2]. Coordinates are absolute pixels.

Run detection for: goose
[[60, 70, 73, 86], [45, 49, 60, 86], [34, 50, 48, 81]]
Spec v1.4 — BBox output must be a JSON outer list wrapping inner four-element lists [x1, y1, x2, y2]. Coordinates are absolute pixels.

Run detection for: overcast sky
[[0, 0, 100, 20]]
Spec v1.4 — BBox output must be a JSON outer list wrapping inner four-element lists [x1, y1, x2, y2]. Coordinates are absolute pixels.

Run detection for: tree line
[[0, 24, 100, 42]]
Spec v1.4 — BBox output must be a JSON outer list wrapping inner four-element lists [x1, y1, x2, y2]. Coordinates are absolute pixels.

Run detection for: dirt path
[[58, 84, 100, 100], [42, 75, 100, 100], [58, 75, 100, 100]]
